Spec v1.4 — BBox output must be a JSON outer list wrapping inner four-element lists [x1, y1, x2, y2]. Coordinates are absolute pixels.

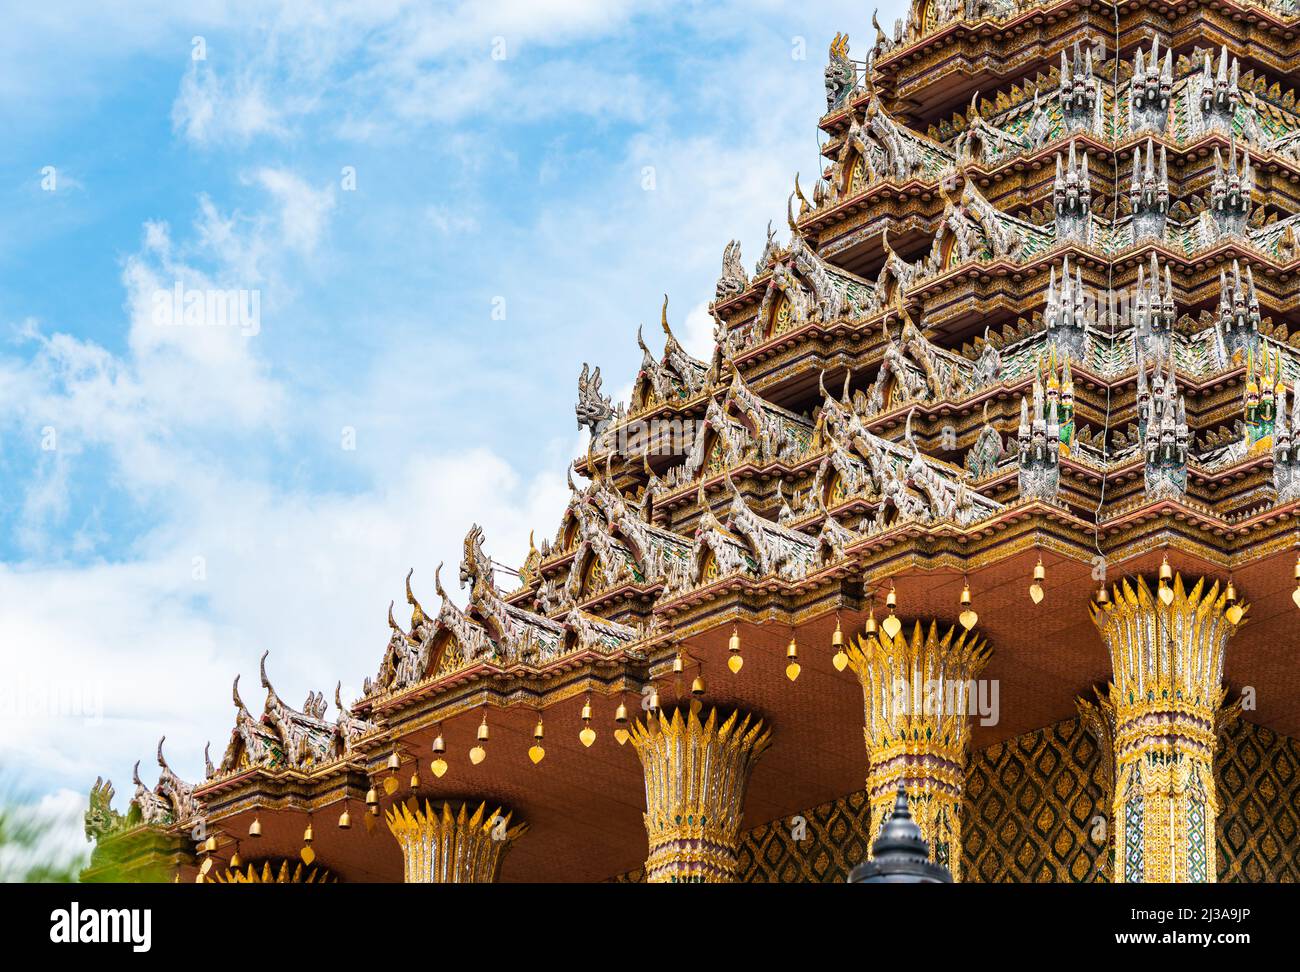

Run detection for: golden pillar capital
[[1091, 573, 1245, 882], [205, 858, 337, 883], [847, 619, 991, 882], [385, 799, 526, 883], [628, 705, 771, 883]]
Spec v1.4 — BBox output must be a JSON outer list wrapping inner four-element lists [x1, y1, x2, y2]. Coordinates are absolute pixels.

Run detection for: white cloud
[[681, 300, 717, 361], [252, 168, 336, 254], [172, 61, 289, 147]]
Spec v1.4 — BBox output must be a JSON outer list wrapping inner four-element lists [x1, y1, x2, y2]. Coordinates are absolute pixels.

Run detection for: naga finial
[[794, 172, 811, 209], [724, 469, 743, 503], [905, 406, 920, 456], [405, 568, 428, 628], [232, 674, 246, 712], [157, 736, 168, 770], [259, 649, 275, 698], [660, 293, 677, 344]]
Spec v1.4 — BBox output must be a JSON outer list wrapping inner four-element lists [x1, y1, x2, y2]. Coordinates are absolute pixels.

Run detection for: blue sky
[[0, 0, 906, 865]]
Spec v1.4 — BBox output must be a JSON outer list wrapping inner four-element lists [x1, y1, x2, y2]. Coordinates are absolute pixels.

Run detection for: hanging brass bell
[[959, 579, 978, 630], [1029, 557, 1045, 604], [727, 626, 743, 673]]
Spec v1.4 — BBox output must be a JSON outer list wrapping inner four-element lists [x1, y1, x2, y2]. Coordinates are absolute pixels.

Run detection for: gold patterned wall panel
[[962, 718, 1111, 883], [1216, 718, 1300, 883], [611, 718, 1300, 883], [733, 789, 875, 883]]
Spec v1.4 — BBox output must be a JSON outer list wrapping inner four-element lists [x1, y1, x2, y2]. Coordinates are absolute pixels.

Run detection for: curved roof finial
[[406, 568, 428, 628]]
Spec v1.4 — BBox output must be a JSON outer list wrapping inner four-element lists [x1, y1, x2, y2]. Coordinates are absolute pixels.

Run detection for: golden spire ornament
[[470, 712, 489, 765], [958, 576, 978, 630], [1029, 557, 1045, 604], [727, 625, 743, 673], [580, 697, 597, 747], [529, 716, 546, 764], [881, 582, 902, 639], [785, 632, 801, 681], [431, 731, 448, 778]]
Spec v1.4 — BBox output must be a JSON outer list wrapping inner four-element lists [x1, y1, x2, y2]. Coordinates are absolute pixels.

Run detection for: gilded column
[[847, 620, 990, 882], [628, 705, 772, 883], [385, 799, 526, 883], [1091, 574, 1244, 883]]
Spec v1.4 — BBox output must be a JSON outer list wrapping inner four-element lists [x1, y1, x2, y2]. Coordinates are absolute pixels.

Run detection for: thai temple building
[[86, 0, 1300, 884]]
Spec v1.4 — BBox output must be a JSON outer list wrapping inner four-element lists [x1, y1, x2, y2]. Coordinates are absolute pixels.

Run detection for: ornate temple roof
[[87, 6, 1300, 884]]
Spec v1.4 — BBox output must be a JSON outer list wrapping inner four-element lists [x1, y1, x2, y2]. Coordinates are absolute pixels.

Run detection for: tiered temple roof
[[88, 1, 1300, 884]]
